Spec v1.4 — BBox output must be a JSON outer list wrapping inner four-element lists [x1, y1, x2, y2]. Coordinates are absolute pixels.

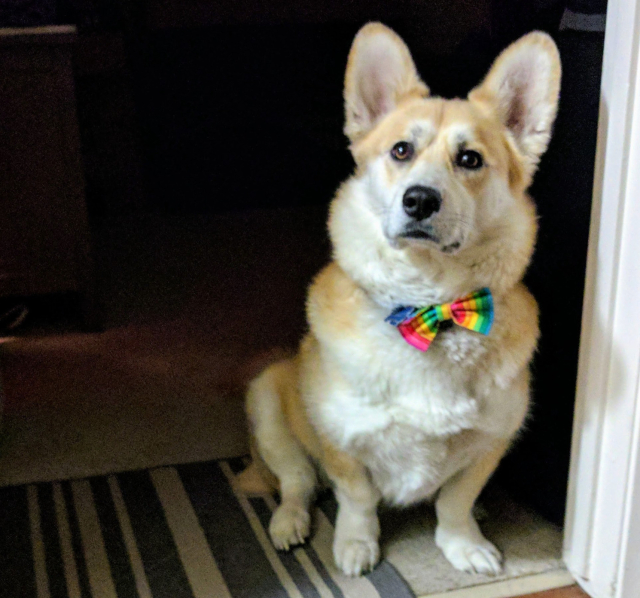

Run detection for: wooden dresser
[[0, 26, 91, 313]]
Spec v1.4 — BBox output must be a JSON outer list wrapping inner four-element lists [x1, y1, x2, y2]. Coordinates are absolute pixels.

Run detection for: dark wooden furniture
[[0, 26, 91, 313]]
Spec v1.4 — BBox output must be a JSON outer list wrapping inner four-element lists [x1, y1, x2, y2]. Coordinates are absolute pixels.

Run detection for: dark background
[[2, 0, 605, 525]]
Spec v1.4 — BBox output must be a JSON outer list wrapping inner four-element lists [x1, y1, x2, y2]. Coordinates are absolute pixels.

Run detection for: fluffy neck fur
[[328, 176, 537, 310]]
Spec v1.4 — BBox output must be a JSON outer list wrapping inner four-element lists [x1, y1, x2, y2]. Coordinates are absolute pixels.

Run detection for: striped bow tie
[[385, 288, 494, 352]]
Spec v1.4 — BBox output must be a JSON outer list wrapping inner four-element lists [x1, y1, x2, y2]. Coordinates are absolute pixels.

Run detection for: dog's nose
[[402, 186, 442, 221]]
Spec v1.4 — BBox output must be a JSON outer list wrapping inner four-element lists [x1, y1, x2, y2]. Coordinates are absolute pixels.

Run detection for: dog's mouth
[[399, 228, 440, 244], [400, 229, 438, 241], [397, 228, 464, 254]]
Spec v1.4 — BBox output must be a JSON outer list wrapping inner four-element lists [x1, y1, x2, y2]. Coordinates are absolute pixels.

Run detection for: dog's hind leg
[[246, 360, 317, 550], [434, 438, 510, 575]]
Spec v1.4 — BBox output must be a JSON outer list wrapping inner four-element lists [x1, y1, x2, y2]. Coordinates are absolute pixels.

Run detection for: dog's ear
[[469, 32, 561, 176], [344, 23, 429, 144]]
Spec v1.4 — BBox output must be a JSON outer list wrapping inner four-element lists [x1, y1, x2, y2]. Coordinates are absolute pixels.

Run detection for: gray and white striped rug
[[0, 458, 414, 598]]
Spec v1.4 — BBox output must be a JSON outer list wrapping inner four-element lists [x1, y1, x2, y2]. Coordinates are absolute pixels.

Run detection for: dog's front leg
[[434, 439, 509, 575], [322, 443, 381, 576]]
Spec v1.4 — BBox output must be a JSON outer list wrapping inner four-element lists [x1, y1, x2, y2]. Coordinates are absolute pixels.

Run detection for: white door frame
[[563, 0, 640, 597]]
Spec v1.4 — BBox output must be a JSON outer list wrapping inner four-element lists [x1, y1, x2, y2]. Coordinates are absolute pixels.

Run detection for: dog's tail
[[235, 441, 280, 495]]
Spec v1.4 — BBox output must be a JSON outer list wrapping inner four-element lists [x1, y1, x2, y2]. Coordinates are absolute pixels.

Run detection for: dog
[[239, 22, 561, 577]]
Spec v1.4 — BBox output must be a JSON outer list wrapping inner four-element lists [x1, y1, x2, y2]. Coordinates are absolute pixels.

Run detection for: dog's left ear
[[469, 32, 561, 176], [344, 23, 429, 144]]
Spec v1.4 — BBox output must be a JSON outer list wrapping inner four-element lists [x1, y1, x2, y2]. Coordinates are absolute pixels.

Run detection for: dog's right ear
[[344, 23, 429, 144], [468, 32, 561, 178]]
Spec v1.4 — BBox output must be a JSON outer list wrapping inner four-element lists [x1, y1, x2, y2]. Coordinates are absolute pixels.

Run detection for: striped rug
[[0, 458, 414, 598]]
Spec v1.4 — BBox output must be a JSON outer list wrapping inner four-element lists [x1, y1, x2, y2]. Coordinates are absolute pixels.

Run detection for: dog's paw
[[435, 528, 503, 575], [333, 537, 380, 577], [269, 504, 311, 551]]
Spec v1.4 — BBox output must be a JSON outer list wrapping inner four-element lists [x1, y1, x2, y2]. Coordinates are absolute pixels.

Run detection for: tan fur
[[244, 23, 561, 577], [344, 23, 429, 143], [469, 32, 561, 180], [235, 456, 278, 496]]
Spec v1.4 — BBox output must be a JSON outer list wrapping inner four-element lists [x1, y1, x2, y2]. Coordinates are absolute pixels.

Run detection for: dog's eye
[[390, 141, 415, 162], [456, 150, 484, 170]]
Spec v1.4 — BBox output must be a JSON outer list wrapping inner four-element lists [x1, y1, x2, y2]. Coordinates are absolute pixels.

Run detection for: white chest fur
[[312, 320, 497, 505]]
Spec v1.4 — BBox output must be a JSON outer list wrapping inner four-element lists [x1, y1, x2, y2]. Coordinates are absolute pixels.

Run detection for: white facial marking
[[448, 124, 476, 153], [408, 120, 436, 146]]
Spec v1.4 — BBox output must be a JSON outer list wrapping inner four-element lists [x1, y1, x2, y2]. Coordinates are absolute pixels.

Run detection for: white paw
[[333, 537, 380, 577], [436, 528, 503, 575], [269, 504, 311, 551]]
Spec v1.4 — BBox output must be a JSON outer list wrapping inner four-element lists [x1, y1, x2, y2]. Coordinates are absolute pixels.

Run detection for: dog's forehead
[[383, 98, 486, 145]]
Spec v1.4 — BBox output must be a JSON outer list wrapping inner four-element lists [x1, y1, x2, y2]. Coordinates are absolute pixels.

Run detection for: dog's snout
[[402, 186, 442, 221]]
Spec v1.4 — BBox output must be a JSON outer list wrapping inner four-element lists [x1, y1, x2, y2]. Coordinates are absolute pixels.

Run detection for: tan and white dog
[[240, 23, 561, 577]]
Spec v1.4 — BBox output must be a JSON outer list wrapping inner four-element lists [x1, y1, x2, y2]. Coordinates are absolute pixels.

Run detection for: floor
[[523, 587, 587, 598], [0, 206, 575, 597], [0, 206, 329, 486]]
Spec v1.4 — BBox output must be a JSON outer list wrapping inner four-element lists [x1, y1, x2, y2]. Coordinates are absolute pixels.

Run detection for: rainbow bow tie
[[385, 288, 494, 352]]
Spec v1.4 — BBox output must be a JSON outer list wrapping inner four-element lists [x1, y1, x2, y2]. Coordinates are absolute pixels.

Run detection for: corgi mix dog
[[240, 23, 561, 577]]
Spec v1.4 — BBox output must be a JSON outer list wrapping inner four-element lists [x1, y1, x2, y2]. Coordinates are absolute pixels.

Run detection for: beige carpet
[[0, 329, 251, 486], [0, 206, 329, 486], [382, 490, 566, 596]]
